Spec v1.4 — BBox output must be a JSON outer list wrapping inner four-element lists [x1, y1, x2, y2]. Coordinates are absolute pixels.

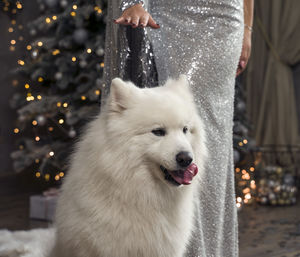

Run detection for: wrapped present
[[29, 188, 59, 221]]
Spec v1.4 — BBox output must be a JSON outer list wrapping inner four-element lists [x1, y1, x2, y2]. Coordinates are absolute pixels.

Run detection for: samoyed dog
[[50, 75, 207, 257]]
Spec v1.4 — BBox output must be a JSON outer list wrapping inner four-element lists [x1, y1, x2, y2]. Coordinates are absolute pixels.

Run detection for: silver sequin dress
[[103, 0, 244, 256]]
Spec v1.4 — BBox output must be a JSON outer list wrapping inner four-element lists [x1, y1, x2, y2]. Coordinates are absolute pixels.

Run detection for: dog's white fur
[[50, 75, 207, 257]]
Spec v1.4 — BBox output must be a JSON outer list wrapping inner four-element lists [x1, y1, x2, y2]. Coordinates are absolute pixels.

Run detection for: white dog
[[50, 75, 207, 257]]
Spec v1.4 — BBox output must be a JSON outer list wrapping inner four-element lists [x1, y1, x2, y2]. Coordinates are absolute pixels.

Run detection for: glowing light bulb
[[59, 119, 64, 124], [14, 128, 19, 134]]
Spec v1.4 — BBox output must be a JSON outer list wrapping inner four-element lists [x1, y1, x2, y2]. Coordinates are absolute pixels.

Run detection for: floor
[[0, 173, 300, 256]]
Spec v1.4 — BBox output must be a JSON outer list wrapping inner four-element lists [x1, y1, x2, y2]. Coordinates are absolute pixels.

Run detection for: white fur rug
[[0, 228, 55, 257]]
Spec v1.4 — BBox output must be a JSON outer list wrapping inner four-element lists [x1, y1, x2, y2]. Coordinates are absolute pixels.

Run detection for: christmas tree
[[10, 0, 107, 184], [233, 77, 257, 209]]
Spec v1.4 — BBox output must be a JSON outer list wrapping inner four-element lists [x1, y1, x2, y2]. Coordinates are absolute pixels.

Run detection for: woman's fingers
[[139, 15, 149, 28], [131, 16, 140, 28], [148, 15, 160, 29], [114, 16, 125, 24]]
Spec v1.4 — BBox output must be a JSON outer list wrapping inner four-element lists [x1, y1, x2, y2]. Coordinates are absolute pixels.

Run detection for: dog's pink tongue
[[171, 163, 198, 185]]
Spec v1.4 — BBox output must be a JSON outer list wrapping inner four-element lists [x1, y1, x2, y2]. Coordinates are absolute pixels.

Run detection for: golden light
[[18, 60, 25, 66], [242, 173, 250, 180], [245, 193, 251, 200], [57, 102, 62, 107], [235, 167, 240, 173], [95, 90, 100, 95], [236, 202, 241, 208], [52, 15, 57, 20], [87, 48, 92, 53], [16, 2, 22, 9], [244, 199, 249, 204], [36, 172, 41, 178], [94, 6, 99, 11], [27, 45, 32, 50], [35, 136, 40, 141], [59, 119, 64, 124], [243, 188, 250, 194], [243, 139, 248, 144], [25, 84, 30, 89], [37, 41, 43, 47], [11, 20, 16, 25], [45, 17, 51, 23], [32, 120, 38, 126], [250, 167, 255, 172], [49, 151, 54, 157], [250, 180, 256, 189], [100, 62, 105, 67], [12, 8, 17, 14], [14, 128, 19, 134], [72, 4, 77, 9], [38, 77, 44, 82], [63, 102, 68, 108], [81, 95, 86, 100], [48, 127, 54, 132], [55, 175, 60, 181], [52, 49, 60, 55], [238, 142, 243, 146], [59, 172, 64, 177], [8, 27, 13, 32], [37, 95, 42, 100], [70, 11, 76, 17], [72, 56, 76, 62], [35, 159, 40, 163], [10, 46, 15, 51], [242, 169, 247, 175], [19, 145, 24, 150], [97, 9, 102, 14], [11, 40, 16, 45], [45, 174, 50, 181], [237, 197, 242, 203]]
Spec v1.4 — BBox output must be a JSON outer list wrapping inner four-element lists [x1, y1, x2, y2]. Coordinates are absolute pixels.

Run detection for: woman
[[104, 0, 253, 256]]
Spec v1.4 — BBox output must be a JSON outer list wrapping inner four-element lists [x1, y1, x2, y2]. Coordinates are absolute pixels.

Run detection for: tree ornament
[[36, 115, 47, 126], [73, 29, 88, 45]]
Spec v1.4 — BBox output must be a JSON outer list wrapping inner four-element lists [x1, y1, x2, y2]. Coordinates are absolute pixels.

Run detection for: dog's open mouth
[[160, 163, 198, 186]]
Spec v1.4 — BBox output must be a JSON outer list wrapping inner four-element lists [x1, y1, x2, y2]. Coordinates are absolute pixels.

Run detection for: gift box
[[29, 188, 59, 221]]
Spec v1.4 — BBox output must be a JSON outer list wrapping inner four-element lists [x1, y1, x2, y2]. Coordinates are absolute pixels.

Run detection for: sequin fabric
[[103, 0, 244, 256]]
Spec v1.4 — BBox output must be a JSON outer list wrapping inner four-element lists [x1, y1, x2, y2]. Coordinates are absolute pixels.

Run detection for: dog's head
[[105, 75, 207, 187]]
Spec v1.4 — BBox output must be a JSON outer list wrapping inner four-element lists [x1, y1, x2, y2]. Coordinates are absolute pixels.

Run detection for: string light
[[37, 95, 42, 100], [63, 102, 68, 107], [45, 17, 51, 23], [14, 128, 19, 134], [27, 45, 32, 50], [56, 102, 62, 107], [12, 8, 17, 14], [38, 77, 44, 82], [11, 20, 16, 25], [250, 167, 255, 172], [37, 41, 43, 47], [100, 62, 104, 67], [32, 120, 38, 126], [52, 49, 60, 55], [87, 48, 92, 53], [52, 15, 57, 20], [59, 172, 64, 177], [18, 60, 25, 66], [45, 174, 50, 181], [95, 90, 100, 95], [55, 175, 60, 181], [48, 127, 54, 132], [25, 83, 30, 89], [81, 95, 86, 100], [243, 139, 248, 144], [35, 136, 40, 141], [10, 40, 16, 45], [235, 167, 240, 173], [19, 145, 24, 150], [245, 193, 251, 200], [16, 2, 22, 9], [59, 119, 64, 124], [72, 56, 76, 62], [8, 27, 13, 32], [237, 197, 242, 203], [9, 46, 15, 51], [72, 4, 77, 9], [70, 11, 76, 17], [238, 142, 243, 146], [49, 151, 54, 157], [35, 159, 40, 163], [36, 172, 41, 178]]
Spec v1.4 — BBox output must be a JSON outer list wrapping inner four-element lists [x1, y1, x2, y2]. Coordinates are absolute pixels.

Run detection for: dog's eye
[[183, 126, 188, 134], [152, 128, 166, 137]]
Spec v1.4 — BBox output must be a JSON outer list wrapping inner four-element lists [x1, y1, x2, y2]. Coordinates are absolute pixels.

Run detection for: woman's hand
[[114, 3, 160, 29], [236, 28, 252, 77]]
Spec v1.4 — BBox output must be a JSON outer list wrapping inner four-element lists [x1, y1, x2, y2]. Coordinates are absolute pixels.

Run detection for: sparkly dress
[[103, 0, 244, 256]]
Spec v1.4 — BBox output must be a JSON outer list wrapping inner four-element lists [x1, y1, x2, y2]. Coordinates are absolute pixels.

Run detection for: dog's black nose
[[176, 151, 193, 168]]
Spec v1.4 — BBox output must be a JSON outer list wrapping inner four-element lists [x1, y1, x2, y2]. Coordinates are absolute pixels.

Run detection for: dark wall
[[0, 2, 39, 174]]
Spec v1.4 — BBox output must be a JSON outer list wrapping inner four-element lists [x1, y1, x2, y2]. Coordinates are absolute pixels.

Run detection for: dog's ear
[[109, 78, 136, 113]]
